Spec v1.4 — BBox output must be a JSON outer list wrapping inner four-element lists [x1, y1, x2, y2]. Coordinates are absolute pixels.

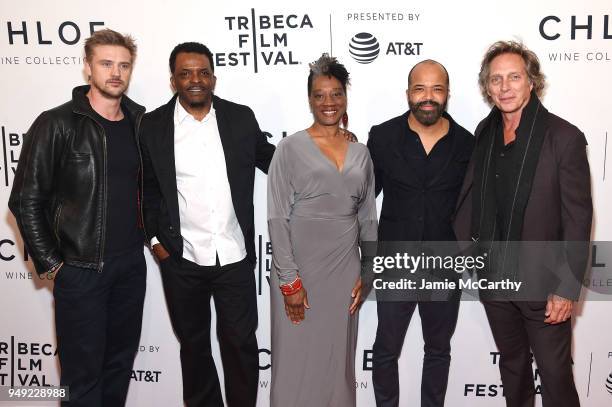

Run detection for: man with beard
[[9, 29, 146, 406], [367, 60, 474, 407], [139, 42, 275, 407]]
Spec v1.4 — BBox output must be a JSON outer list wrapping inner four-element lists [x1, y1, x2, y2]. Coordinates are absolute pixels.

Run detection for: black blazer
[[453, 99, 592, 300], [140, 94, 276, 264], [367, 111, 474, 241]]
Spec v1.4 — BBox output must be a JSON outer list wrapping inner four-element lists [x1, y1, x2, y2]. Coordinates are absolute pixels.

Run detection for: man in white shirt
[[140, 42, 276, 407]]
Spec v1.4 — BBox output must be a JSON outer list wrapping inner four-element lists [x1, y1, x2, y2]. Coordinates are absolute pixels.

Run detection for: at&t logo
[[349, 33, 380, 64], [606, 372, 612, 395], [348, 32, 422, 64]]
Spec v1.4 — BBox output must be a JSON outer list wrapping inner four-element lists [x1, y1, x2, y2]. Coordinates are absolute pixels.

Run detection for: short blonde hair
[[84, 28, 137, 62]]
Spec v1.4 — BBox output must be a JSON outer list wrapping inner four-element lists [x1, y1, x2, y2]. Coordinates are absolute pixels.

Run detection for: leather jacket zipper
[[99, 126, 107, 273], [72, 109, 106, 272]]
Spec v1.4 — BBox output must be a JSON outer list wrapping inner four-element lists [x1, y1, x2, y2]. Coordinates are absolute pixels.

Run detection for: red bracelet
[[280, 277, 302, 296]]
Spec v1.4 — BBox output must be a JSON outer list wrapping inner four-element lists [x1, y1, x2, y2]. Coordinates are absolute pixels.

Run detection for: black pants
[[53, 249, 146, 407], [372, 298, 460, 407], [160, 256, 259, 407], [483, 301, 579, 407]]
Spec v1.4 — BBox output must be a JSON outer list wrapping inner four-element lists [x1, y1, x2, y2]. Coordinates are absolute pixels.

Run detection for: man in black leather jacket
[[9, 29, 146, 407]]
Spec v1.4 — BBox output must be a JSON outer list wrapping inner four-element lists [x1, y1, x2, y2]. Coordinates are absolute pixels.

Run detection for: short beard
[[91, 79, 125, 100], [409, 99, 447, 126]]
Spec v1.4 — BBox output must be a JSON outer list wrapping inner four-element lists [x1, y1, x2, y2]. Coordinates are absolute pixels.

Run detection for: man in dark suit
[[454, 41, 592, 407], [368, 60, 474, 407], [140, 42, 275, 407]]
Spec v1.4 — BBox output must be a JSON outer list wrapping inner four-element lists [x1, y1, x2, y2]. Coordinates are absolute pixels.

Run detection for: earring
[[342, 112, 348, 129]]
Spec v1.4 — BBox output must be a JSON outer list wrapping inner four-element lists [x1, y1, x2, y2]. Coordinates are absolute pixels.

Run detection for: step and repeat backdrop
[[1, 0, 611, 405]]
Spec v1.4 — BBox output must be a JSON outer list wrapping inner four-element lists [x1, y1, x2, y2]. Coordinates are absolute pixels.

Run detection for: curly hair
[[478, 41, 546, 105], [307, 53, 350, 96]]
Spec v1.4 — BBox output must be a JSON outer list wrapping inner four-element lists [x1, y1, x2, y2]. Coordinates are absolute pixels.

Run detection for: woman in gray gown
[[267, 54, 378, 406]]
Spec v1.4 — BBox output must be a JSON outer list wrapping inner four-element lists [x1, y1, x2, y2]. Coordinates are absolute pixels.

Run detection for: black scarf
[[471, 91, 548, 245]]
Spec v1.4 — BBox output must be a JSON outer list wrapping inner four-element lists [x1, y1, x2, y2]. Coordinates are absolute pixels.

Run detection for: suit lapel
[[157, 96, 181, 227], [213, 97, 239, 208], [507, 99, 547, 240]]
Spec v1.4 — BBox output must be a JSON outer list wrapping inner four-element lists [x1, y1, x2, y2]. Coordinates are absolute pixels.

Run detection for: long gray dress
[[267, 130, 378, 407]]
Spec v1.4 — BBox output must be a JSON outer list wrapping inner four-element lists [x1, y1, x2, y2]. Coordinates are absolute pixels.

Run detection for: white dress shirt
[[153, 100, 246, 266]]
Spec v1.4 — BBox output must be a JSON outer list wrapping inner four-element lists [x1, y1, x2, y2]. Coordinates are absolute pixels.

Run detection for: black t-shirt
[[94, 110, 143, 258]]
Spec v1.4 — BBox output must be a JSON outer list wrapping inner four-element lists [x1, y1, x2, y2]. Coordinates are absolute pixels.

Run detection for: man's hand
[[337, 128, 358, 142], [284, 286, 310, 324], [544, 294, 573, 324], [47, 262, 64, 280], [152, 243, 170, 262]]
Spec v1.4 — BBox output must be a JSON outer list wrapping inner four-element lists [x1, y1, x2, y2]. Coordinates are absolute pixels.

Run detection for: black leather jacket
[[9, 85, 146, 275]]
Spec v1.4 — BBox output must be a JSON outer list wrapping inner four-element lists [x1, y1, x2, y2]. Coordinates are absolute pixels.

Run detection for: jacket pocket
[[53, 202, 63, 241], [66, 152, 92, 161]]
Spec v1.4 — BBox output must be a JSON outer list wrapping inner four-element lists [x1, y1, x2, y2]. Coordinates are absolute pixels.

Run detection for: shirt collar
[[404, 110, 455, 140], [174, 98, 216, 125]]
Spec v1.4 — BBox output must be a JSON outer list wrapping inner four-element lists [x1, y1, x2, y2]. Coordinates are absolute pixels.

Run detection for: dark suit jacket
[[140, 94, 276, 264], [453, 97, 592, 300], [367, 111, 474, 242]]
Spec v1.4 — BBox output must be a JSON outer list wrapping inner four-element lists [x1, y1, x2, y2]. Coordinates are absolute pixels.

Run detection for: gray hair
[[478, 40, 546, 105], [307, 53, 350, 95]]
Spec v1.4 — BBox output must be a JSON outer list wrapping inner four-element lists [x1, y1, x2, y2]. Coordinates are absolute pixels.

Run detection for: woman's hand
[[349, 277, 363, 315], [284, 286, 310, 324]]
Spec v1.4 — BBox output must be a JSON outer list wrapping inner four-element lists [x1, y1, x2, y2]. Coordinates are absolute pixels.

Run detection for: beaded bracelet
[[280, 277, 303, 296]]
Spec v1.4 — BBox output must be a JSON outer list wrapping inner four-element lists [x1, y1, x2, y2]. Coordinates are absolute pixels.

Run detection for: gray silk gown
[[267, 130, 378, 407]]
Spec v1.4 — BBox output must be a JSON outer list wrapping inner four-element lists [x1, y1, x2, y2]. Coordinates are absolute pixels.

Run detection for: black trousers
[[483, 301, 579, 407], [372, 298, 460, 407], [160, 256, 259, 407], [53, 249, 146, 407]]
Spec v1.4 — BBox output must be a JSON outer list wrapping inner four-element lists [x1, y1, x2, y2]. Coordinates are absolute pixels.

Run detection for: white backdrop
[[1, 0, 611, 406]]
